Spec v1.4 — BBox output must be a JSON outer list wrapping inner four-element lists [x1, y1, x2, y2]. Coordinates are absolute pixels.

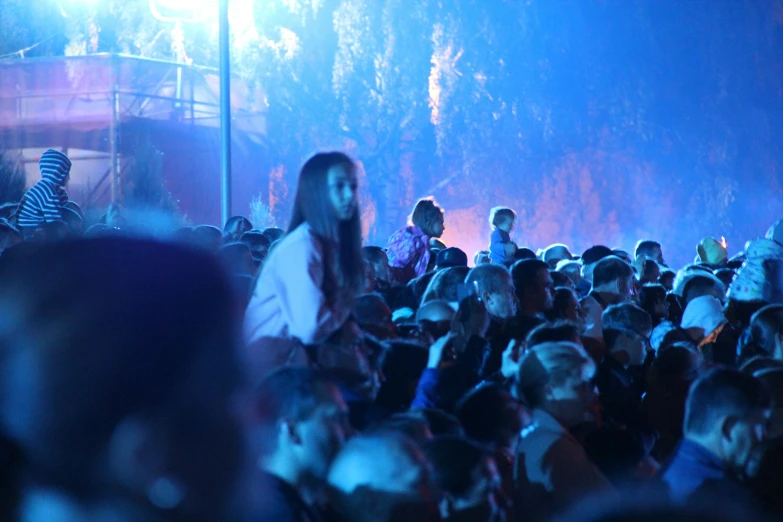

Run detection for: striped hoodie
[[16, 149, 71, 230]]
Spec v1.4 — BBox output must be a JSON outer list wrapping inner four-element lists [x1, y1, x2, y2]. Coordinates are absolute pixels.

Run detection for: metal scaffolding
[[0, 53, 267, 215]]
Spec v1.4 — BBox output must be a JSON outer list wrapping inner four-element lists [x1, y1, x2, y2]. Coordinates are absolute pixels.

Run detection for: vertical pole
[[110, 54, 120, 203], [219, 0, 232, 225]]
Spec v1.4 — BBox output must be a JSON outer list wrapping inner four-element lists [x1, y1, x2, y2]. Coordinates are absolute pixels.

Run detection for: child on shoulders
[[386, 198, 445, 285], [488, 206, 517, 265]]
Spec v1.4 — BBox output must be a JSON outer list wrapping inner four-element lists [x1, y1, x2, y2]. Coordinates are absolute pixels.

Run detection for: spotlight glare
[[149, 0, 210, 22]]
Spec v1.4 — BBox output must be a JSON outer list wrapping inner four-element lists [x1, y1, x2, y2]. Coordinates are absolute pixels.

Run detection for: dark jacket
[[660, 439, 753, 506], [411, 335, 490, 412], [596, 355, 643, 429], [255, 472, 324, 522]]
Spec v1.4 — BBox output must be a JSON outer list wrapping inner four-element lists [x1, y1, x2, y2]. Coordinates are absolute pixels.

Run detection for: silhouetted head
[[223, 215, 252, 242], [410, 198, 445, 239], [0, 237, 244, 520]]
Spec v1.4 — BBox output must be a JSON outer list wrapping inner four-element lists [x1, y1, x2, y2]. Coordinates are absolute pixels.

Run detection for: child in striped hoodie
[[16, 149, 72, 238]]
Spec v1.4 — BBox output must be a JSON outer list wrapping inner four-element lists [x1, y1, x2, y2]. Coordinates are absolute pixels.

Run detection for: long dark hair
[[288, 152, 364, 298]]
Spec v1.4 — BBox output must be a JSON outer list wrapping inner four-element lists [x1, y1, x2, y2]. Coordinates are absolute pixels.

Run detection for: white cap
[[681, 296, 726, 339]]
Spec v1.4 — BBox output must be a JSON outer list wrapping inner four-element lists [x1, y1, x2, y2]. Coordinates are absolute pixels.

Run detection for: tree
[[0, 151, 26, 204], [18, 0, 783, 267], [121, 135, 177, 213]]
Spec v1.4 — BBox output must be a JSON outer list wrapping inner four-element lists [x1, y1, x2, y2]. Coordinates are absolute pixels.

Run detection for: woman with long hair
[[244, 152, 364, 346]]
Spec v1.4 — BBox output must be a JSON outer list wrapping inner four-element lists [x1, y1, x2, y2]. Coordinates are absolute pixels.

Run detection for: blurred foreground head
[[327, 431, 438, 522], [0, 237, 245, 521]]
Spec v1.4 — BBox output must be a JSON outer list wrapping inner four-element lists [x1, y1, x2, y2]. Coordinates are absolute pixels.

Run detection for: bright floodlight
[[149, 0, 209, 22]]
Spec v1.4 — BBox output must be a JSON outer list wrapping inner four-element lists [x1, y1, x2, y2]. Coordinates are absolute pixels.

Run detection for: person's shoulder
[[269, 224, 322, 259], [257, 472, 317, 522], [522, 410, 570, 443], [490, 227, 504, 240]]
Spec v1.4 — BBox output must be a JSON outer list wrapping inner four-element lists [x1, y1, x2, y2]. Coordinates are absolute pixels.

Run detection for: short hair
[[592, 256, 633, 288], [262, 227, 285, 243], [659, 269, 676, 285], [526, 321, 581, 347], [465, 264, 511, 297], [490, 207, 516, 227], [217, 242, 254, 275], [738, 304, 783, 361], [635, 240, 661, 259], [653, 344, 704, 391], [423, 436, 491, 499], [612, 249, 632, 264], [362, 245, 388, 265], [581, 245, 614, 266], [355, 293, 392, 327], [550, 270, 573, 288], [192, 224, 223, 251], [223, 215, 252, 240], [684, 367, 772, 436], [640, 284, 667, 317], [602, 302, 653, 336], [240, 230, 271, 249], [548, 287, 578, 322], [327, 431, 426, 496], [409, 198, 444, 236], [516, 342, 596, 408], [511, 259, 549, 298], [473, 250, 491, 265], [416, 299, 455, 324], [557, 260, 582, 276], [515, 248, 538, 261], [422, 266, 470, 303], [714, 268, 736, 289], [456, 383, 524, 447], [682, 274, 725, 306], [252, 367, 338, 456]]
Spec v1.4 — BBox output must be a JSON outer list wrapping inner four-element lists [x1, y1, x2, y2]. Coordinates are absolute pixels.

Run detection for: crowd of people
[[1, 148, 783, 522]]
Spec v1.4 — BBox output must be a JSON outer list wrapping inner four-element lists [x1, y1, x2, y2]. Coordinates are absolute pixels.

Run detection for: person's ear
[[775, 332, 783, 359], [481, 290, 492, 305], [614, 335, 632, 365], [542, 383, 556, 402], [720, 415, 739, 448], [279, 419, 302, 446]]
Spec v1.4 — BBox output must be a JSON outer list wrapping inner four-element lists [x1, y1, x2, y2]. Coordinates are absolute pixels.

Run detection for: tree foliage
[[3, 0, 783, 265], [121, 135, 177, 213], [0, 151, 26, 205]]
